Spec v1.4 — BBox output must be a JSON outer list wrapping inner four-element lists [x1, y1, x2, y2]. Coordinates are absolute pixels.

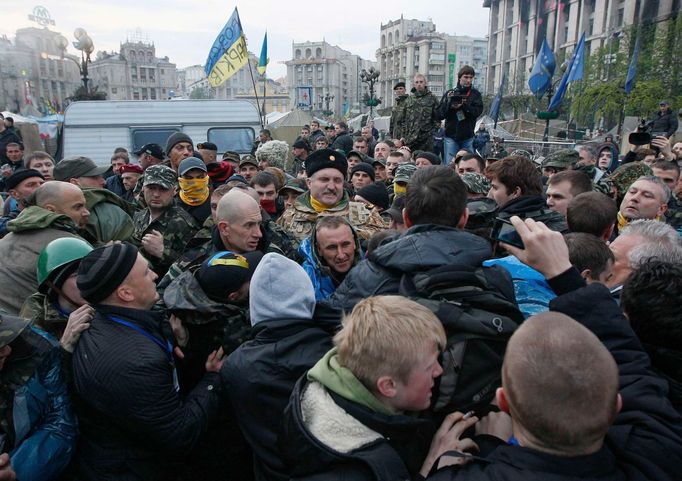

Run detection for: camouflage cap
[[222, 151, 240, 163], [542, 149, 580, 169], [509, 149, 532, 160], [0, 310, 31, 348], [609, 162, 654, 197], [279, 178, 307, 195], [461, 172, 491, 195], [394, 163, 418, 184], [239, 154, 258, 168], [143, 164, 177, 189]]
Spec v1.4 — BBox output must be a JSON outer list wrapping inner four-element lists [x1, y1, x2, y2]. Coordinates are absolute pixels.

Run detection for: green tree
[[189, 87, 211, 99]]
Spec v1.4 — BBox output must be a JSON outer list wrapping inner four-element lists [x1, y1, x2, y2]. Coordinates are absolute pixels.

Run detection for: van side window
[[207, 128, 255, 154], [131, 128, 180, 153]]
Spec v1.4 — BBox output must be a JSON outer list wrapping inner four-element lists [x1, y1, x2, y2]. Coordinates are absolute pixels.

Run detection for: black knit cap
[[5, 169, 44, 191], [165, 132, 193, 156], [350, 163, 375, 181], [357, 182, 390, 211], [77, 242, 139, 304], [196, 251, 263, 303], [305, 148, 348, 179]]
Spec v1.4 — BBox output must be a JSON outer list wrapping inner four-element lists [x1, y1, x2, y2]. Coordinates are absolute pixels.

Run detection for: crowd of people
[[0, 67, 681, 481]]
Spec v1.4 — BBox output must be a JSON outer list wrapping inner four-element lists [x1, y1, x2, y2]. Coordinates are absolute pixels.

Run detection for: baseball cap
[[143, 164, 177, 189], [197, 142, 218, 151], [134, 143, 164, 159], [54, 156, 110, 181], [196, 251, 264, 303], [239, 155, 258, 168], [178, 157, 207, 176], [279, 178, 306, 195], [394, 163, 418, 184]]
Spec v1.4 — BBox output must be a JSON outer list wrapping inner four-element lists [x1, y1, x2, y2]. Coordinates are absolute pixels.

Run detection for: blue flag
[[257, 32, 269, 75], [624, 36, 639, 95], [528, 38, 556, 98], [549, 32, 586, 111], [489, 73, 506, 125]]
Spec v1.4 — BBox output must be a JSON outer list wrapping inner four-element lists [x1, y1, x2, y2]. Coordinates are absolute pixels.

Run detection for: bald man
[[427, 217, 682, 481], [0, 182, 89, 313], [157, 183, 301, 301]]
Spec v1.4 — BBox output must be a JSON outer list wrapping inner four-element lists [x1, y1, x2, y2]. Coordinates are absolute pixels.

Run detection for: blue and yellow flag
[[205, 8, 249, 87], [257, 32, 269, 75]]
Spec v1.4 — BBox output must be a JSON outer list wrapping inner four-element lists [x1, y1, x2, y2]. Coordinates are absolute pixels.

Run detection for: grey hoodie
[[249, 253, 316, 326]]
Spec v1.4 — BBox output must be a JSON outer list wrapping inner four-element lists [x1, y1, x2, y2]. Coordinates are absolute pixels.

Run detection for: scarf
[[393, 183, 407, 196], [310, 194, 331, 213], [179, 177, 210, 206]]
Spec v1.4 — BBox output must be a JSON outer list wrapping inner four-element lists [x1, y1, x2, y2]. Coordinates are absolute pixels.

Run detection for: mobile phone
[[491, 217, 524, 249]]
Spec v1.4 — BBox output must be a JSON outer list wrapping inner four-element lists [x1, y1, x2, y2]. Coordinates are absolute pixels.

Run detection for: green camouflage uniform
[[390, 94, 409, 140], [132, 205, 199, 277], [402, 88, 441, 152], [277, 191, 387, 243], [461, 172, 492, 196], [81, 187, 136, 245]]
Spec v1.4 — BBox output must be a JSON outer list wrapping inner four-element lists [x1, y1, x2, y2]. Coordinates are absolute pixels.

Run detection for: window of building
[[133, 92, 140, 100], [112, 87, 117, 94], [295, 49, 301, 59], [381, 34, 386, 48], [388, 32, 393, 45], [305, 48, 312, 58], [160, 69, 164, 74], [316, 47, 322, 58], [131, 51, 136, 60]]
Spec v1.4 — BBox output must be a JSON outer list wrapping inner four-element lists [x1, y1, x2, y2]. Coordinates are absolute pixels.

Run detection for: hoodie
[[249, 253, 316, 326]]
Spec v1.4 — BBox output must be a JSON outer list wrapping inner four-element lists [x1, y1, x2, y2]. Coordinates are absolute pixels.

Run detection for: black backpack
[[399, 263, 524, 413]]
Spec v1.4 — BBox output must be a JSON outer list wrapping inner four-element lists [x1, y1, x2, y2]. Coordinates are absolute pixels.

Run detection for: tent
[[268, 109, 315, 146]]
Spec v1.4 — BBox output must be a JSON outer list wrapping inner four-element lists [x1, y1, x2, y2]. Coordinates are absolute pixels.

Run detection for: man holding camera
[[438, 66, 483, 165]]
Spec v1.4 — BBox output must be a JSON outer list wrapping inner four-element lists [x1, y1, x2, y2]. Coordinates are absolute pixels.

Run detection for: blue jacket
[[8, 327, 77, 481], [483, 255, 555, 319], [299, 227, 364, 301]]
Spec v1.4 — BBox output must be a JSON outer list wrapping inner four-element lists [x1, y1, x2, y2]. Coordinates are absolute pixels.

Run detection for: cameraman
[[648, 100, 678, 139], [438, 65, 483, 165]]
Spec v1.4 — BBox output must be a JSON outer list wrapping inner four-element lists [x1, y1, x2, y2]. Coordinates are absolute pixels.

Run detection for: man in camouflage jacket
[[131, 165, 199, 277], [401, 74, 441, 152], [277, 149, 387, 243], [390, 82, 409, 141]]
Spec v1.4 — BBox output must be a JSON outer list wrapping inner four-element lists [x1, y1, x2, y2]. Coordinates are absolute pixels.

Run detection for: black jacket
[[0, 128, 21, 164], [331, 131, 354, 154], [221, 305, 340, 481], [280, 376, 435, 481], [428, 274, 682, 481], [438, 86, 483, 142], [497, 195, 568, 232], [649, 107, 679, 138], [328, 224, 494, 311], [71, 305, 223, 481]]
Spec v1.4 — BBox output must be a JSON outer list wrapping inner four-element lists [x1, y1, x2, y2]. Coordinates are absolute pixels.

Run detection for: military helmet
[[0, 311, 31, 348], [37, 237, 94, 294]]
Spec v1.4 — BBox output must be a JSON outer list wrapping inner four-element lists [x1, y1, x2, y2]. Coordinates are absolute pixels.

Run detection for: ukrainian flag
[[205, 7, 249, 87]]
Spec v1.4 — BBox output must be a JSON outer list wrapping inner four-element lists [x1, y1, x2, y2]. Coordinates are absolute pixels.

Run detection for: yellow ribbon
[[178, 177, 209, 206]]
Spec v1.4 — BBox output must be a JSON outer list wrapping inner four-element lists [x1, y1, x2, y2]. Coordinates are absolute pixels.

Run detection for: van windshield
[[208, 128, 254, 154]]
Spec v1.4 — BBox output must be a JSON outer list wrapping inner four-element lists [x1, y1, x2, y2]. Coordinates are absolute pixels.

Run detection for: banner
[[624, 36, 640, 95], [205, 8, 250, 87], [448, 53, 456, 89], [297, 87, 313, 109]]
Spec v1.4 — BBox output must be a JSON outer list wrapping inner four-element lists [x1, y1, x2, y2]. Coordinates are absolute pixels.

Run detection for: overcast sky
[[4, 1, 491, 79]]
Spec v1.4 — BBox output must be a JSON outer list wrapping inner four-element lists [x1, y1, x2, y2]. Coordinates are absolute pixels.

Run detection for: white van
[[61, 100, 261, 164]]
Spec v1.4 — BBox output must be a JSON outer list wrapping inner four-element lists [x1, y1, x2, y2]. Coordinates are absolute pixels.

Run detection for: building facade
[[0, 27, 81, 114], [483, 0, 679, 95], [285, 41, 376, 116], [376, 17, 488, 110], [88, 40, 177, 101]]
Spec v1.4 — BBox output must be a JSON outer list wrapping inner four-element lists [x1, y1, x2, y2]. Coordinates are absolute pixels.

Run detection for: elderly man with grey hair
[[608, 219, 682, 297]]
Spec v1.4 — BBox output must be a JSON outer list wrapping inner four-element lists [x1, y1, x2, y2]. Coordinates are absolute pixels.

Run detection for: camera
[[628, 118, 651, 146]]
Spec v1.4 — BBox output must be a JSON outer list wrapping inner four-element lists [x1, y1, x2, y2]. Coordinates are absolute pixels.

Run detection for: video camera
[[629, 118, 666, 146]]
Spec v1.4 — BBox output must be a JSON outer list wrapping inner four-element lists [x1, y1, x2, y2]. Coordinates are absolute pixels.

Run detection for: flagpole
[[247, 58, 265, 129], [262, 74, 266, 126]]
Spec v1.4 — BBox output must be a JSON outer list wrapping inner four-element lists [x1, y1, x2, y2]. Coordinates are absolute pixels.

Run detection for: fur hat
[[255, 140, 289, 169]]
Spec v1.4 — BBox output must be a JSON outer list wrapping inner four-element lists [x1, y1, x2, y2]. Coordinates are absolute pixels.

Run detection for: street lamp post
[[71, 28, 94, 93], [360, 66, 381, 118]]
